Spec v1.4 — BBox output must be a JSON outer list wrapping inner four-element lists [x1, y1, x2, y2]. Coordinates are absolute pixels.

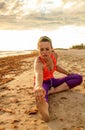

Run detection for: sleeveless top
[[34, 54, 57, 81]]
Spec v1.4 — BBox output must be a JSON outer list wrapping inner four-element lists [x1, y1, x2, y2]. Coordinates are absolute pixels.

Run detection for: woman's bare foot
[[36, 101, 50, 122], [48, 83, 69, 94]]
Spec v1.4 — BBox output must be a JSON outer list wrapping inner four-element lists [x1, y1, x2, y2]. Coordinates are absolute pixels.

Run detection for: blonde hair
[[37, 36, 53, 49]]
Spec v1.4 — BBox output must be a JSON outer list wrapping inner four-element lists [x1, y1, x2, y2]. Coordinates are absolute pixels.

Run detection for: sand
[[0, 49, 85, 130]]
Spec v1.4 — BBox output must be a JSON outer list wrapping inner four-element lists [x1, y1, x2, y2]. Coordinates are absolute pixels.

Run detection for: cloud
[[0, 0, 85, 30]]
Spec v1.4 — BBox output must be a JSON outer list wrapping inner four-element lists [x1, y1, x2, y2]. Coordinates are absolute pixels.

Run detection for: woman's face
[[38, 41, 52, 58]]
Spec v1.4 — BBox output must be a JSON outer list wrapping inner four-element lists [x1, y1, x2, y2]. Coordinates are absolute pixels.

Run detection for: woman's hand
[[66, 71, 74, 76], [34, 86, 46, 103]]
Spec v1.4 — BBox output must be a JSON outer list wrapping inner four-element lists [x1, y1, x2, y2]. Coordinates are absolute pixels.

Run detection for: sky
[[0, 0, 85, 50]]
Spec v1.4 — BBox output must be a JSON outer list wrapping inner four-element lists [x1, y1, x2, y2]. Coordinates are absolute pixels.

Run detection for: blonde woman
[[34, 36, 82, 121]]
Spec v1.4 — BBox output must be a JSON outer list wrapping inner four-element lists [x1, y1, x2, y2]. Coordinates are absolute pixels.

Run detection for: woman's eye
[[46, 48, 49, 51], [40, 48, 50, 51], [40, 48, 44, 51]]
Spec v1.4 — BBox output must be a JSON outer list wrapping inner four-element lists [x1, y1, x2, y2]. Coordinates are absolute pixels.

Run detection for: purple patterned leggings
[[43, 74, 83, 102]]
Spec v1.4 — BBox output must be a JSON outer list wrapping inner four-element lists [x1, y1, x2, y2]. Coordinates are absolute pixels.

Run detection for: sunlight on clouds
[[22, 0, 43, 9], [20, 0, 85, 15], [53, 0, 63, 7], [40, 0, 63, 13], [21, 0, 42, 15], [21, 0, 63, 14], [42, 0, 63, 7], [63, 2, 76, 9]]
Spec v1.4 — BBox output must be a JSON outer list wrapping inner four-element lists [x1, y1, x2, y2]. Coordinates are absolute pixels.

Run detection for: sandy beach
[[0, 49, 85, 130]]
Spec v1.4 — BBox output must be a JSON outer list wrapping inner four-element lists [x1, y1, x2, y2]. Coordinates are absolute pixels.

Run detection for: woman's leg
[[48, 74, 83, 94], [36, 81, 51, 121], [48, 82, 69, 94], [36, 101, 50, 122]]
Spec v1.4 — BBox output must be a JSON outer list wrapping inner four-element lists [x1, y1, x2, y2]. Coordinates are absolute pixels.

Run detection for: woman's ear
[[52, 50, 58, 59], [51, 49, 54, 52], [37, 49, 40, 55]]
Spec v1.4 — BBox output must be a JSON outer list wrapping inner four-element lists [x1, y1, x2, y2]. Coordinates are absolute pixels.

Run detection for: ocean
[[0, 50, 33, 58]]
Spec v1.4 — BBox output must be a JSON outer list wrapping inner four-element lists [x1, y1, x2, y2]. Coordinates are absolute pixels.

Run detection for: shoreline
[[0, 50, 35, 58], [0, 49, 85, 58]]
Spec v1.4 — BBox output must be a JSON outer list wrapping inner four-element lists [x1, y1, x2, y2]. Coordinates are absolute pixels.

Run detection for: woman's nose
[[43, 50, 47, 53]]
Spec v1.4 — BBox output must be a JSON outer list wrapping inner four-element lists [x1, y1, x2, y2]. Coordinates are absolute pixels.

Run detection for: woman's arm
[[34, 57, 46, 102], [34, 57, 43, 87], [57, 65, 70, 75], [52, 51, 70, 75]]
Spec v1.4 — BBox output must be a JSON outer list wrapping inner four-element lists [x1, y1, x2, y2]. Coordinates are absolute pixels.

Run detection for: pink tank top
[[39, 54, 57, 80]]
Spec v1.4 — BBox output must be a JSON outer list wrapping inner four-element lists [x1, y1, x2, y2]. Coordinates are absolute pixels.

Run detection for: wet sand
[[0, 49, 85, 130]]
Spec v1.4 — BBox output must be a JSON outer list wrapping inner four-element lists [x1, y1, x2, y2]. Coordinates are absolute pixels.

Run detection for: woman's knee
[[76, 74, 83, 85], [66, 74, 83, 89]]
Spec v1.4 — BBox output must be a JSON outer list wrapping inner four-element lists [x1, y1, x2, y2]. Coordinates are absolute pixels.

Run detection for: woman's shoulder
[[34, 56, 43, 65], [34, 56, 43, 70]]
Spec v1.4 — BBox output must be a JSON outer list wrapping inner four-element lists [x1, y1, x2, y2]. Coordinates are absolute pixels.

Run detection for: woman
[[34, 36, 82, 122]]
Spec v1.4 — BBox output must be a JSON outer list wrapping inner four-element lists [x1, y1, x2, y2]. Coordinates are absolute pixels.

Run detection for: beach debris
[[25, 106, 38, 115], [0, 128, 5, 130], [0, 107, 15, 114], [10, 98, 19, 103], [12, 119, 20, 124], [11, 125, 18, 129], [63, 128, 67, 130], [59, 117, 64, 121], [0, 85, 11, 90], [73, 127, 84, 130], [61, 96, 67, 99], [0, 78, 14, 86]]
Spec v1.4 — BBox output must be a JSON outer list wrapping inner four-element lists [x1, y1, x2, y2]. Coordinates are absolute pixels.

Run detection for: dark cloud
[[0, 0, 85, 30]]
